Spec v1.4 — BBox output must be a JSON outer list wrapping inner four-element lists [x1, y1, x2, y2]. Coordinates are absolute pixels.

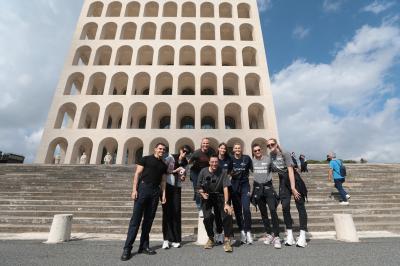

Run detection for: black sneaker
[[120, 249, 131, 261]]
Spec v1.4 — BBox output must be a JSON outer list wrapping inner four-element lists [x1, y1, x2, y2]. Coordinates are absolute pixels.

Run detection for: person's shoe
[[204, 238, 214, 249], [223, 240, 233, 252], [198, 210, 204, 218], [171, 242, 181, 248], [273, 237, 282, 249], [120, 249, 131, 261], [263, 234, 274, 245], [346, 194, 351, 200], [162, 240, 170, 249], [284, 233, 295, 246], [296, 236, 307, 248], [339, 201, 349, 205], [240, 230, 246, 244], [246, 232, 253, 244], [215, 233, 224, 245], [137, 247, 156, 255]]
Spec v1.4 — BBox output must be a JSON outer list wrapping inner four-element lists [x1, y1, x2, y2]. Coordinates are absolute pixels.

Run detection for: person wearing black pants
[[267, 138, 308, 248], [198, 154, 234, 252], [230, 143, 253, 244], [121, 143, 168, 261]]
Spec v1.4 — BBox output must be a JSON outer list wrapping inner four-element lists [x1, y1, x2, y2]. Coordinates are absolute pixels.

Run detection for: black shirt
[[197, 167, 231, 194], [231, 155, 253, 181], [190, 148, 215, 173], [138, 155, 168, 186]]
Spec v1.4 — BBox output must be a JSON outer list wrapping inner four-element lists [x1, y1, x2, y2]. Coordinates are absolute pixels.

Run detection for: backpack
[[334, 160, 347, 177]]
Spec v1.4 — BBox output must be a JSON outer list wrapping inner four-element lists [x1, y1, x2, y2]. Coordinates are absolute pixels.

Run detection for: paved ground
[[1, 238, 400, 266]]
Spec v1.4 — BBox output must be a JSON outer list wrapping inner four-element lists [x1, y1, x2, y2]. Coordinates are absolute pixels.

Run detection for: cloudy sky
[[0, 0, 399, 163]]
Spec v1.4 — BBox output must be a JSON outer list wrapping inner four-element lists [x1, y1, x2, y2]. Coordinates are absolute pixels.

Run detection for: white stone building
[[35, 0, 279, 165]]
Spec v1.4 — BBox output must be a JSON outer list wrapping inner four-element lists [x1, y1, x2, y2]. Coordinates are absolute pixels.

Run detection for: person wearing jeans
[[327, 152, 350, 205]]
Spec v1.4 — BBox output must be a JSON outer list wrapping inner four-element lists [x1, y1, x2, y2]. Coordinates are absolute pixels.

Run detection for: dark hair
[[154, 143, 166, 149], [209, 153, 219, 159], [181, 145, 192, 153], [217, 142, 231, 159], [252, 143, 261, 150]]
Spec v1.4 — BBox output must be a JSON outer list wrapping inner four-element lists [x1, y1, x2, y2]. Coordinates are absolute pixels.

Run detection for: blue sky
[[0, 0, 399, 163]]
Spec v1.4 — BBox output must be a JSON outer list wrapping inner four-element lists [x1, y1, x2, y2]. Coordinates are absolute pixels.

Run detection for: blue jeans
[[334, 178, 348, 202], [190, 170, 201, 210], [231, 180, 252, 232]]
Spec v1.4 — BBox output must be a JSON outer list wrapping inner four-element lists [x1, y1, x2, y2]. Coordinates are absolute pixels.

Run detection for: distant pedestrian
[[299, 154, 308, 173], [327, 152, 350, 205], [291, 152, 299, 171]]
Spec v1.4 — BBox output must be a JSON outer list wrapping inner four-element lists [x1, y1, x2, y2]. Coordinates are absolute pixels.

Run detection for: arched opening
[[132, 72, 150, 95], [220, 23, 234, 40], [175, 138, 194, 154], [100, 22, 117, 39], [176, 103, 195, 129], [152, 103, 171, 129], [127, 103, 147, 129], [201, 46, 216, 65], [109, 72, 128, 95], [178, 72, 195, 95], [245, 73, 261, 95], [106, 1, 122, 17], [201, 2, 214, 17], [201, 103, 218, 129], [72, 46, 91, 66], [140, 22, 156, 39], [223, 73, 239, 95], [78, 103, 100, 129], [64, 72, 84, 95], [86, 72, 106, 95], [54, 103, 76, 129], [238, 3, 250, 18], [94, 46, 112, 65], [155, 73, 173, 95], [102, 103, 123, 129], [144, 1, 159, 17], [158, 46, 175, 65], [163, 2, 177, 17], [242, 47, 257, 66], [219, 3, 232, 18], [123, 138, 144, 164], [136, 46, 154, 65], [87, 1, 103, 17], [179, 46, 195, 65], [182, 2, 196, 17], [45, 138, 68, 164], [70, 138, 93, 164], [97, 137, 118, 164], [120, 22, 136, 39], [240, 24, 253, 41], [225, 103, 242, 129], [181, 23, 196, 40], [149, 138, 169, 154], [221, 46, 236, 66], [248, 103, 265, 129], [160, 23, 176, 40], [125, 1, 140, 17], [80, 23, 98, 40], [115, 46, 132, 65], [201, 73, 217, 95], [201, 23, 215, 40]]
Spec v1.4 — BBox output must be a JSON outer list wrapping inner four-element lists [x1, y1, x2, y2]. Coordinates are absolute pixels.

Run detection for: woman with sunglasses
[[266, 138, 308, 248]]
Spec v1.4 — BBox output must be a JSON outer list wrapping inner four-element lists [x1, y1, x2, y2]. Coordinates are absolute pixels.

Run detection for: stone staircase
[[0, 164, 399, 236]]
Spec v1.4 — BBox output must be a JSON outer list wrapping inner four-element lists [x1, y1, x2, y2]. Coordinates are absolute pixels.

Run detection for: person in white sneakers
[[266, 138, 308, 248], [327, 152, 350, 205]]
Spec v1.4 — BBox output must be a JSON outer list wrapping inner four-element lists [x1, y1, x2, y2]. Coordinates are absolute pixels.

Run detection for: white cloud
[[323, 0, 343, 12], [362, 1, 395, 14], [271, 23, 400, 162], [257, 0, 272, 12], [24, 128, 44, 147], [292, 25, 310, 39]]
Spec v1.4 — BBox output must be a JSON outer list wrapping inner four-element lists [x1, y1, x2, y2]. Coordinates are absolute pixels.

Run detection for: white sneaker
[[162, 240, 170, 249], [199, 210, 204, 218], [240, 230, 246, 244], [171, 242, 181, 248], [246, 232, 253, 244], [273, 237, 282, 249], [263, 234, 274, 245], [346, 194, 351, 199], [284, 233, 295, 246], [215, 233, 224, 245], [296, 236, 307, 248], [339, 201, 349, 205]]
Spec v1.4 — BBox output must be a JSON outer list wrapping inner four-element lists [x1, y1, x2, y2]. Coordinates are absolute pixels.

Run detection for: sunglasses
[[266, 143, 276, 148], [253, 149, 261, 152]]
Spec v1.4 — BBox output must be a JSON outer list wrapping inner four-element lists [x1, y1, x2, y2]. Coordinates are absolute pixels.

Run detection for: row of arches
[[46, 136, 268, 165], [81, 22, 254, 41], [73, 45, 258, 67], [88, 1, 251, 19], [54, 102, 266, 131], [64, 72, 261, 96]]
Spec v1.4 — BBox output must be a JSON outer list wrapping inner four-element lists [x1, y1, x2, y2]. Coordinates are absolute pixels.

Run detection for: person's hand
[[161, 194, 166, 204], [201, 192, 209, 200], [131, 190, 138, 200], [291, 188, 301, 200], [224, 204, 233, 215]]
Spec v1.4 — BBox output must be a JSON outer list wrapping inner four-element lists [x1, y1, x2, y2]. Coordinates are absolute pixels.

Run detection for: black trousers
[[201, 195, 233, 238], [279, 174, 308, 231], [254, 183, 280, 236], [123, 182, 160, 251], [162, 183, 182, 243], [231, 180, 252, 232]]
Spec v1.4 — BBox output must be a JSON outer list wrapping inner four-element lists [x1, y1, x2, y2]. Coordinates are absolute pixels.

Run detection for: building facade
[[35, 0, 279, 165]]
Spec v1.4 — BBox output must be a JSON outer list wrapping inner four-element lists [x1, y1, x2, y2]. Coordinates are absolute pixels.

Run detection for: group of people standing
[[120, 138, 309, 261]]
